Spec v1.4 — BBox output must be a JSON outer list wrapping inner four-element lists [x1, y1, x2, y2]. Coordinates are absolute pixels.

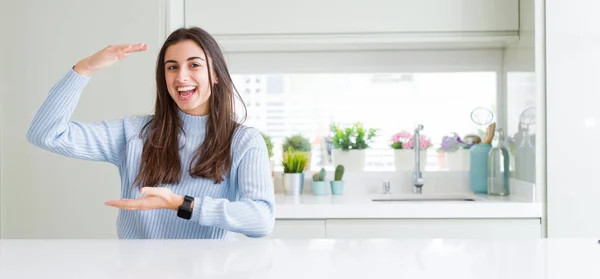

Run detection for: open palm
[[74, 43, 148, 76], [105, 187, 182, 211]]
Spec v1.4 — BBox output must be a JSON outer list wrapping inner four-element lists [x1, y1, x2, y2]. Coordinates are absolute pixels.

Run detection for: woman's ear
[[210, 67, 218, 84]]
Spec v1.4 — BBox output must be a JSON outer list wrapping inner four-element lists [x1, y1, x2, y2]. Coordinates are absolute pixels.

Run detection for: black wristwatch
[[177, 195, 194, 220]]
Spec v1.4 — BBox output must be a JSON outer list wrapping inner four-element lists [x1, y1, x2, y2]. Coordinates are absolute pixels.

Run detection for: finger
[[105, 44, 143, 55], [105, 198, 146, 210], [113, 44, 146, 61], [106, 44, 135, 50], [124, 43, 148, 53], [117, 50, 129, 60]]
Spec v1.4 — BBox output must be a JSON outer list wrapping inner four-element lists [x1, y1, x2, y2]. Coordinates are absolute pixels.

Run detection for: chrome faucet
[[382, 181, 391, 195], [413, 124, 424, 194]]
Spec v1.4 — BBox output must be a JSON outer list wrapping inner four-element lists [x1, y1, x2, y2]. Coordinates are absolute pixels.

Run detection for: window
[[228, 49, 501, 171], [233, 72, 496, 171]]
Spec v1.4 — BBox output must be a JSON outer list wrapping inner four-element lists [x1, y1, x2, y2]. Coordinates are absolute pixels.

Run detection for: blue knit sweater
[[26, 68, 275, 239]]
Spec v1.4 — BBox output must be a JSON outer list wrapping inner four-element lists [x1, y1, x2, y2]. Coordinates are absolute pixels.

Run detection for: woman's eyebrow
[[164, 56, 205, 64]]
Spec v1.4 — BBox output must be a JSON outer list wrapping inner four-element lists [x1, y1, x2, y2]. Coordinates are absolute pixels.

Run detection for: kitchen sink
[[371, 194, 480, 202], [372, 198, 476, 202]]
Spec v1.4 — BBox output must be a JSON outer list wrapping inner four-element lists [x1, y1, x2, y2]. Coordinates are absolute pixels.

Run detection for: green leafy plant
[[334, 165, 344, 181], [260, 132, 274, 158], [281, 148, 307, 173], [312, 167, 326, 181], [330, 122, 378, 151], [282, 134, 312, 152]]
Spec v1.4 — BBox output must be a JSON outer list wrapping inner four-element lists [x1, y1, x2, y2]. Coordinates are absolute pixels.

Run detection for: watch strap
[[177, 195, 194, 220]]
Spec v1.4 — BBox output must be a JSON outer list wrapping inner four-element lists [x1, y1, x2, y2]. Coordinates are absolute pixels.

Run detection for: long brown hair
[[133, 27, 246, 187]]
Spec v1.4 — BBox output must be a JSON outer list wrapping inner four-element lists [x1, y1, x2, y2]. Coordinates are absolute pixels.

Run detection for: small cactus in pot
[[312, 168, 326, 181], [311, 167, 328, 195], [330, 164, 345, 195]]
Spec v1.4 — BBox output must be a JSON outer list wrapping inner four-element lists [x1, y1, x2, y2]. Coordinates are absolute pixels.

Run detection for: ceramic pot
[[330, 180, 344, 195]]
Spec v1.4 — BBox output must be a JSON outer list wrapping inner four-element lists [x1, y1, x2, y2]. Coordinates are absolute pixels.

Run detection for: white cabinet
[[186, 0, 518, 35], [325, 219, 542, 238], [268, 220, 326, 239], [185, 0, 519, 52], [270, 218, 542, 239]]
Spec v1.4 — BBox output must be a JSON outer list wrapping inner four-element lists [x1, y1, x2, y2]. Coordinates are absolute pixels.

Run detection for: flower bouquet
[[390, 130, 431, 171], [436, 133, 471, 171]]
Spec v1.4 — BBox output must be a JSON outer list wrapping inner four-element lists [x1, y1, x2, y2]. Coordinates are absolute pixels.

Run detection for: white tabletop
[[1, 238, 598, 278]]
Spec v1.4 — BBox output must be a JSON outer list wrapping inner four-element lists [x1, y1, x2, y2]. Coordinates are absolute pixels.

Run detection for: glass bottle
[[514, 124, 536, 183], [487, 128, 510, 196]]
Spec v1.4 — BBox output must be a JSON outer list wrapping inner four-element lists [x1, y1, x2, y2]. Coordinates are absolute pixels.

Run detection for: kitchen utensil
[[463, 134, 482, 145], [470, 107, 494, 126], [482, 122, 496, 144], [519, 106, 536, 127]]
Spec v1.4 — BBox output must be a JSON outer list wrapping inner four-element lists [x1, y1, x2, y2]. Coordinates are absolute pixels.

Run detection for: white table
[[0, 238, 598, 278]]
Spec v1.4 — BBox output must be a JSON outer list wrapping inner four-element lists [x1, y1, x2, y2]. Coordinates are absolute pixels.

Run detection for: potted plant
[[330, 164, 345, 195], [330, 122, 378, 171], [311, 167, 328, 195], [390, 130, 431, 171], [260, 132, 275, 179], [436, 132, 471, 171], [282, 134, 312, 170], [281, 148, 307, 195]]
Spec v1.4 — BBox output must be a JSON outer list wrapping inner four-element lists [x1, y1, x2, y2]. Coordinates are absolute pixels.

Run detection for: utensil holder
[[469, 144, 492, 194]]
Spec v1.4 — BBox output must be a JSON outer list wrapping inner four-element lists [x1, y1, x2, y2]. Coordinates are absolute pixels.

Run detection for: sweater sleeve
[[190, 128, 275, 238], [26, 68, 127, 166]]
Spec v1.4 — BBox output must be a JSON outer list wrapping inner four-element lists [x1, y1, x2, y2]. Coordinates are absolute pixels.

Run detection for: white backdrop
[[1, 0, 166, 238]]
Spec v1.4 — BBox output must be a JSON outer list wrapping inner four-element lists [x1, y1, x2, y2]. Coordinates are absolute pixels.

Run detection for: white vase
[[445, 149, 470, 171], [394, 149, 426, 171], [332, 149, 365, 171]]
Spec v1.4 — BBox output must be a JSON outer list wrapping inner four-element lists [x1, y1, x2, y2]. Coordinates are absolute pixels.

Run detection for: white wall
[[546, 0, 600, 237], [0, 0, 10, 236], [502, 0, 539, 189], [1, 0, 166, 238]]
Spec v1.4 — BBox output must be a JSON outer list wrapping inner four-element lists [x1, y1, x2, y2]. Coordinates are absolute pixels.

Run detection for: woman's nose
[[176, 69, 190, 82]]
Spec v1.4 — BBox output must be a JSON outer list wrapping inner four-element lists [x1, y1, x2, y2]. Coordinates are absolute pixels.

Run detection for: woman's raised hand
[[73, 43, 148, 76]]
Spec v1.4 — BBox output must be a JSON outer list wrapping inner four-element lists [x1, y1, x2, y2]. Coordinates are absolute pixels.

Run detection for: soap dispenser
[[487, 128, 510, 196]]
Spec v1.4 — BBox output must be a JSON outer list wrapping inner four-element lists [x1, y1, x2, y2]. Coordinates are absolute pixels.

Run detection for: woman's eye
[[167, 65, 177, 70], [191, 63, 201, 68]]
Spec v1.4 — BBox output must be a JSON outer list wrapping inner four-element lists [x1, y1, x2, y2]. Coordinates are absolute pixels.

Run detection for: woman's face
[[164, 39, 217, 116]]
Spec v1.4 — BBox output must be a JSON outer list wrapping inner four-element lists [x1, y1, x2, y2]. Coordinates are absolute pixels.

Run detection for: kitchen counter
[[0, 238, 598, 278], [274, 193, 543, 219]]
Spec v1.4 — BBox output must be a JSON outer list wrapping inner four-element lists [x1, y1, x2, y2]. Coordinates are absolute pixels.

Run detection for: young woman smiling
[[26, 27, 275, 239]]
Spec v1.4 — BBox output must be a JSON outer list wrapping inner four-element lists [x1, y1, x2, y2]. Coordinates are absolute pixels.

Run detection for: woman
[[26, 27, 275, 239]]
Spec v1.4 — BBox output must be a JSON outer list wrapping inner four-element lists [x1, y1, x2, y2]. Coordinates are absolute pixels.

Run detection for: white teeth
[[177, 86, 196, 91]]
